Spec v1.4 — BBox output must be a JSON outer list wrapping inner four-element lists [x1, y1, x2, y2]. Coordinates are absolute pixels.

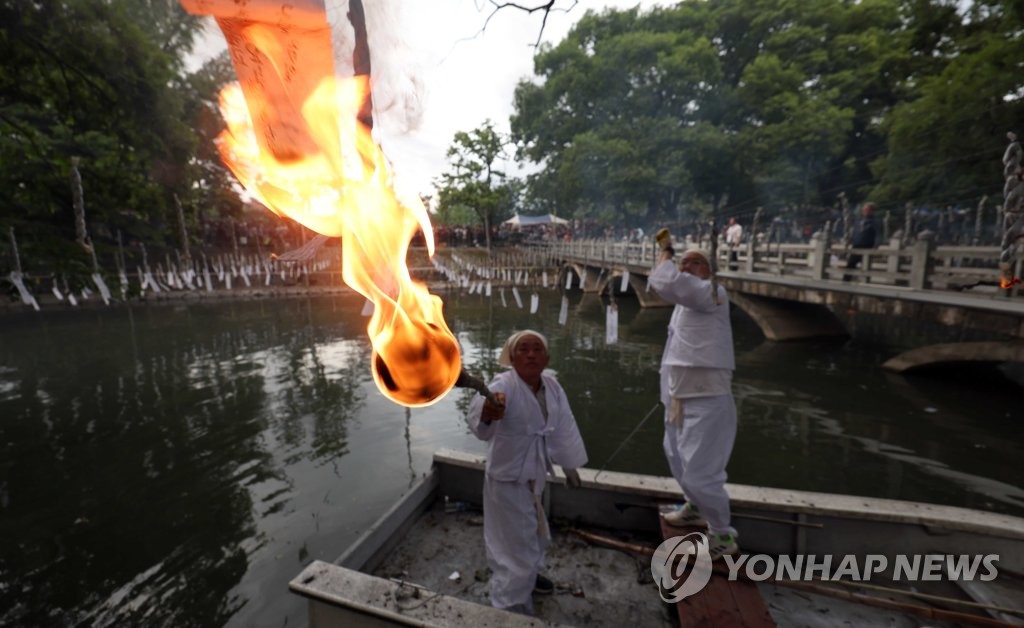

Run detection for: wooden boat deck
[[658, 518, 775, 628], [291, 451, 1024, 627], [372, 504, 674, 627]]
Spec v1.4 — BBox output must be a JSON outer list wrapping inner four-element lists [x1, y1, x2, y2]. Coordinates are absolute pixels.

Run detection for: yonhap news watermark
[[651, 532, 1001, 602]]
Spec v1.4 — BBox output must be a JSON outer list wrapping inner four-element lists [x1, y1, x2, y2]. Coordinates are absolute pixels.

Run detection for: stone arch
[[882, 341, 1024, 372], [728, 292, 848, 341]]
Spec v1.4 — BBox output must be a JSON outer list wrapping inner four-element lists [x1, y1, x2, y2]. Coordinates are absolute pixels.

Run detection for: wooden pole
[[709, 219, 721, 305], [8, 226, 22, 274], [175, 194, 192, 268]]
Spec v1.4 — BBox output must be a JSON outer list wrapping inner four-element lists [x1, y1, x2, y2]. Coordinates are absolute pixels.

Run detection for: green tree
[[178, 52, 244, 237], [0, 0, 203, 286], [510, 0, 1009, 231], [435, 120, 517, 250], [870, 0, 1024, 208]]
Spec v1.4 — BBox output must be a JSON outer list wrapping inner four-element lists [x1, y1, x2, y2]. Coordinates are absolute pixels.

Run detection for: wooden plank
[[660, 517, 775, 628]]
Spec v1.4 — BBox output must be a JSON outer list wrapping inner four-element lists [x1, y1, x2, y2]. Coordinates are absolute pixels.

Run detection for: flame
[[1000, 275, 1023, 289], [214, 33, 460, 407]]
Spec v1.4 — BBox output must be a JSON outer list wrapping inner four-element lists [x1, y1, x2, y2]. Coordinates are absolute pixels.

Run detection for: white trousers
[[662, 394, 738, 536], [483, 475, 549, 613]]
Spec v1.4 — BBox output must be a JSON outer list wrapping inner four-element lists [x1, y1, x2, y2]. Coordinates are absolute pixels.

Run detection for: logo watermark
[[651, 532, 714, 602], [651, 532, 1000, 602]]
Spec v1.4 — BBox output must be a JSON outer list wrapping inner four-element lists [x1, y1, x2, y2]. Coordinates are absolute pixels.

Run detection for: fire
[[1000, 275, 1023, 290], [213, 25, 460, 407]]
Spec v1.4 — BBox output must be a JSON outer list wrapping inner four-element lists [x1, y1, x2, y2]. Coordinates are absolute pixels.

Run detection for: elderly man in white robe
[[648, 247, 740, 560], [468, 330, 588, 615]]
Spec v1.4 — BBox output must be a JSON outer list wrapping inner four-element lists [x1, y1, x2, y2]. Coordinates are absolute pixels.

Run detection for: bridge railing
[[543, 234, 1020, 294]]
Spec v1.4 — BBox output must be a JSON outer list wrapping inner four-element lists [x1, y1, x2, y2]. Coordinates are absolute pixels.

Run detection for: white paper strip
[[500, 288, 507, 307], [8, 272, 40, 311], [485, 282, 492, 297], [565, 272, 572, 289], [512, 286, 523, 308], [558, 295, 569, 326], [529, 292, 539, 314], [605, 303, 619, 344], [542, 271, 548, 288], [91, 273, 111, 305], [620, 270, 630, 293]]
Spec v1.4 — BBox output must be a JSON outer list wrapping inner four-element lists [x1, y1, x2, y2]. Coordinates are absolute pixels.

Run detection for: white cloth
[[468, 370, 588, 612], [662, 395, 738, 536], [649, 259, 737, 537], [726, 223, 743, 247], [667, 365, 732, 398], [649, 261, 735, 371]]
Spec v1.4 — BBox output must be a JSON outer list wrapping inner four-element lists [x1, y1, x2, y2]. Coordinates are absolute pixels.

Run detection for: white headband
[[682, 248, 711, 265], [498, 329, 549, 366]]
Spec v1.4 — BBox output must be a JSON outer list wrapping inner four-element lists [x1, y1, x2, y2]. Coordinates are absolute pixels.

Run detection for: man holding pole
[[648, 237, 739, 560]]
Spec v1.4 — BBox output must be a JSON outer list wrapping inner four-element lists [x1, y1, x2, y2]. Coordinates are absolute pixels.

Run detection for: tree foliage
[[509, 0, 1024, 229], [435, 120, 517, 250], [0, 0, 230, 285]]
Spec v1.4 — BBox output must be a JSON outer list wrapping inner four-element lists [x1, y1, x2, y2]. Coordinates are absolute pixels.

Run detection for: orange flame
[[214, 30, 460, 407], [1000, 275, 1023, 290]]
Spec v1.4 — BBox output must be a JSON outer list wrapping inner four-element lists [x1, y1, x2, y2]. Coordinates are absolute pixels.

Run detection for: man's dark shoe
[[534, 574, 554, 595]]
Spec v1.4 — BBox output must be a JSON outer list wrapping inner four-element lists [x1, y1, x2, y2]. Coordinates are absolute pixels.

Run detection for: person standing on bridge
[[725, 217, 742, 270], [649, 247, 739, 560], [846, 202, 879, 276]]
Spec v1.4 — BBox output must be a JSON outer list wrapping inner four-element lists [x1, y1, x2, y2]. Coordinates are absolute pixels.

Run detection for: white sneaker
[[708, 533, 739, 560], [662, 503, 707, 528]]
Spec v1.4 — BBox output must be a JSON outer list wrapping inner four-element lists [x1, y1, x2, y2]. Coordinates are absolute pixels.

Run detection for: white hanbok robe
[[468, 369, 588, 613], [649, 260, 738, 536]]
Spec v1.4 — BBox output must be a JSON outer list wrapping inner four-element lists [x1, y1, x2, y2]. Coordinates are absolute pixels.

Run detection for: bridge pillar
[[729, 292, 848, 341], [629, 274, 671, 307], [577, 264, 604, 293]]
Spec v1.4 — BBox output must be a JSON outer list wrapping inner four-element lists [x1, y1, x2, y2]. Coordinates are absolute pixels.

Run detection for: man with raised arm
[[648, 247, 740, 560]]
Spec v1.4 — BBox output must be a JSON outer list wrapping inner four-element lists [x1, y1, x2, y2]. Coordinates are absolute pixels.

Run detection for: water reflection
[[0, 298, 375, 626], [0, 292, 1021, 628]]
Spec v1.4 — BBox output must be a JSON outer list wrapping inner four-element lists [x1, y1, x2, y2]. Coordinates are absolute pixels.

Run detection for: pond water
[[1, 289, 1020, 626]]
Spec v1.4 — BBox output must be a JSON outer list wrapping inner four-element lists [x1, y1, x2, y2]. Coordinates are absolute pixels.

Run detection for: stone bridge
[[544, 237, 1024, 372]]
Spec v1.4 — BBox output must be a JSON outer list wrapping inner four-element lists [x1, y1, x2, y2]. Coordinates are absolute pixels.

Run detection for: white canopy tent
[[502, 213, 569, 227]]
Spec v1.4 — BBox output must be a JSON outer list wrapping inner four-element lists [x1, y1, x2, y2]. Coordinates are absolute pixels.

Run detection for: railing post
[[809, 232, 826, 279], [909, 231, 934, 290], [886, 236, 901, 285]]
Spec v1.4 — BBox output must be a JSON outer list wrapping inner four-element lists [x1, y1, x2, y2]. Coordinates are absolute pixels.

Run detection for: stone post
[[903, 202, 913, 247], [886, 236, 901, 284], [809, 231, 827, 279], [909, 230, 934, 290]]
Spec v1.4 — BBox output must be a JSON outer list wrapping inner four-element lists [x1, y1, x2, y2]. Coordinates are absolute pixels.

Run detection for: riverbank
[[0, 267, 458, 313]]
